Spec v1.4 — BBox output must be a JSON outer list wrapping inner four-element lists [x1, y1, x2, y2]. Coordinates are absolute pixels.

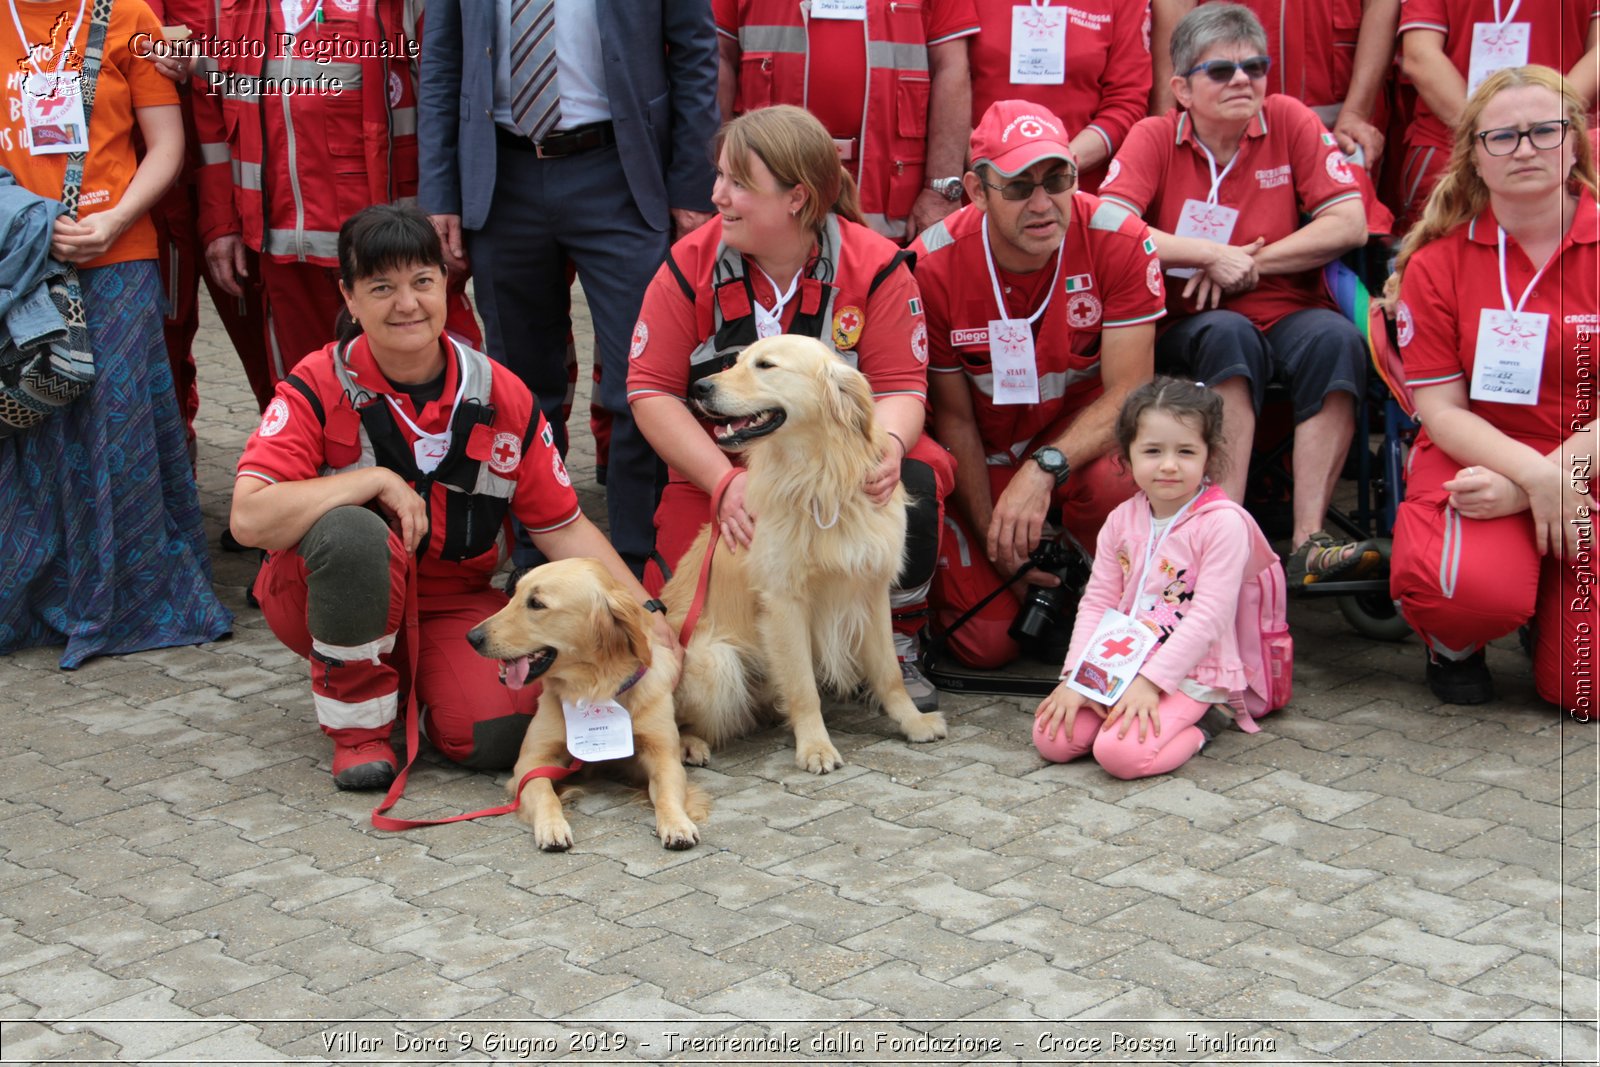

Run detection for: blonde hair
[[716, 105, 865, 230], [1396, 65, 1597, 275]]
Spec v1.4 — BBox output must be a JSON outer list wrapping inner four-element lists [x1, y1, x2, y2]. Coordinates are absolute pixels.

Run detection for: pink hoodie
[[1064, 485, 1279, 703]]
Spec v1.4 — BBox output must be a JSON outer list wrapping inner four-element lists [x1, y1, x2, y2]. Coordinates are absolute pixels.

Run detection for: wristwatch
[[927, 176, 963, 201], [1030, 446, 1071, 486]]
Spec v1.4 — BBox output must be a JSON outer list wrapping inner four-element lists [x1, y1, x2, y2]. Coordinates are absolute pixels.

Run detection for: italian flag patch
[[908, 297, 923, 316], [1321, 132, 1337, 146], [1142, 236, 1157, 255], [1064, 274, 1093, 292]]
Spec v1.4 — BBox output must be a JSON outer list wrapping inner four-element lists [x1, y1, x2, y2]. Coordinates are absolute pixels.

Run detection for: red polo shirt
[[914, 194, 1165, 461], [1398, 0, 1598, 152], [966, 0, 1152, 168], [1099, 95, 1365, 331], [237, 335, 581, 593], [1398, 188, 1600, 451]]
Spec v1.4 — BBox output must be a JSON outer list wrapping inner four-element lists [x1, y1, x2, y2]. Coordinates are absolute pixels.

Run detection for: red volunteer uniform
[[966, 0, 1152, 190], [914, 195, 1165, 667], [628, 213, 951, 583], [713, 0, 980, 238], [190, 0, 479, 387], [238, 334, 581, 760], [1396, 0, 1597, 219], [1099, 96, 1366, 331], [1224, 0, 1369, 110], [1391, 190, 1600, 713]]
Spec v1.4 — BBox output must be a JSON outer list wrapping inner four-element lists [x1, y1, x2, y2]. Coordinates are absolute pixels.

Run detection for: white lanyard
[[8, 0, 87, 80], [1133, 488, 1203, 595], [385, 346, 467, 447], [982, 214, 1066, 325], [1491, 0, 1523, 25], [1194, 138, 1240, 205], [1496, 226, 1554, 316], [753, 264, 802, 335]]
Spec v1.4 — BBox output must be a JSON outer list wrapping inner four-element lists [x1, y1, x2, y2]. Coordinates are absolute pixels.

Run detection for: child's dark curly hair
[[1112, 376, 1229, 481]]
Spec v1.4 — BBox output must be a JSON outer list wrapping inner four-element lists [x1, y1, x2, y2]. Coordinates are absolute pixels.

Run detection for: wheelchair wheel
[[1337, 590, 1411, 642]]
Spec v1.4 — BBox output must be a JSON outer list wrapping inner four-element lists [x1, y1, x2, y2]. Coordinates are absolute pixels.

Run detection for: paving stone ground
[[2, 292, 1597, 1065]]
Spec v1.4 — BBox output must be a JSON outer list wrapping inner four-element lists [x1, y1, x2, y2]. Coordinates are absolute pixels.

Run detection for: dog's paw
[[903, 711, 948, 743], [796, 741, 844, 774], [657, 815, 700, 850], [533, 819, 575, 852], [680, 734, 712, 766]]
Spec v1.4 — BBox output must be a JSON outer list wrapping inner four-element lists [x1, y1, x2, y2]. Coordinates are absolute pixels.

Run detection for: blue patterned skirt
[[0, 259, 233, 667]]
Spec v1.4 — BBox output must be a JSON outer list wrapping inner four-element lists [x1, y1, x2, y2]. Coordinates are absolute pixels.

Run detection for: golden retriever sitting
[[662, 335, 948, 774], [467, 559, 701, 851]]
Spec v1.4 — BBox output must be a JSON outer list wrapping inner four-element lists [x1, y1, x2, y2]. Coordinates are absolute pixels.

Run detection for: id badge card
[[1010, 5, 1066, 84], [1467, 22, 1529, 95], [1167, 198, 1239, 280], [811, 0, 866, 19], [1469, 308, 1547, 406], [23, 79, 89, 156], [562, 698, 636, 761], [988, 318, 1040, 405], [413, 435, 450, 473], [1063, 608, 1158, 705]]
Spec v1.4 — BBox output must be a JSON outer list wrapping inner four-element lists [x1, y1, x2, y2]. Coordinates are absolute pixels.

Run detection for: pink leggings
[[1033, 691, 1212, 779]]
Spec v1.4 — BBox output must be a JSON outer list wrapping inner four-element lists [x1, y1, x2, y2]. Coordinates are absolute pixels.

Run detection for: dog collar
[[615, 664, 649, 697]]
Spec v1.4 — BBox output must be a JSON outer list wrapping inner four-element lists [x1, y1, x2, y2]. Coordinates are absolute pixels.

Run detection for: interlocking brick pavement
[[2, 291, 1597, 1065]]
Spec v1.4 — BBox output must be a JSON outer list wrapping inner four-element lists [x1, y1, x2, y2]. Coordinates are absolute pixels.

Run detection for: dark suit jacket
[[417, 0, 718, 233]]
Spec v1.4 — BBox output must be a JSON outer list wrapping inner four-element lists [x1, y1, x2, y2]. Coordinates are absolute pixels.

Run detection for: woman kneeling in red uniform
[[231, 205, 674, 789], [1391, 65, 1599, 714]]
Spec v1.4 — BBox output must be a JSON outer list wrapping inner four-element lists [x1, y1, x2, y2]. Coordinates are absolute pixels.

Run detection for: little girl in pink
[[1035, 378, 1280, 779]]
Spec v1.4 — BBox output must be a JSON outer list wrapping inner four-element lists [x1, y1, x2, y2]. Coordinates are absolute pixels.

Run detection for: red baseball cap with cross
[[969, 100, 1077, 178]]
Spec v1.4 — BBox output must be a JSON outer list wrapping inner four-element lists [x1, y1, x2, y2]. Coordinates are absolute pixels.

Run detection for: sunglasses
[[1181, 55, 1272, 83], [1475, 119, 1570, 156], [980, 167, 1078, 201]]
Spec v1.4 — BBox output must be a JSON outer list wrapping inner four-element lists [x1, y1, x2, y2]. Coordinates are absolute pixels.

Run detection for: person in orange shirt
[[0, 0, 232, 665]]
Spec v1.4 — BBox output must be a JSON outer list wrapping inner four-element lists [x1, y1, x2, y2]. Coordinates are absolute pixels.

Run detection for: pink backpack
[[1233, 557, 1293, 728]]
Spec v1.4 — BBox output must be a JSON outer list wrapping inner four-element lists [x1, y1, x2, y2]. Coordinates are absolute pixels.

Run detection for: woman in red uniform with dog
[[628, 105, 953, 711], [232, 204, 671, 790], [1390, 65, 1599, 713]]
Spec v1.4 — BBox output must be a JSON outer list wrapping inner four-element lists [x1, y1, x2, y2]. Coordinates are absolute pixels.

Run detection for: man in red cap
[[914, 100, 1164, 669]]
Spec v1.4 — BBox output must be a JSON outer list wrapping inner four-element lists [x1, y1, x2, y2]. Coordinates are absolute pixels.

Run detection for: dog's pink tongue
[[502, 656, 531, 690]]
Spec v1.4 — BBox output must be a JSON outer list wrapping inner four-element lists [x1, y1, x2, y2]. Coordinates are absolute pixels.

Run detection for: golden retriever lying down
[[467, 559, 704, 851], [662, 335, 948, 774]]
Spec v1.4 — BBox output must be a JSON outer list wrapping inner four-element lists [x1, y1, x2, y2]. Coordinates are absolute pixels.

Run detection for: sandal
[[1285, 530, 1383, 589]]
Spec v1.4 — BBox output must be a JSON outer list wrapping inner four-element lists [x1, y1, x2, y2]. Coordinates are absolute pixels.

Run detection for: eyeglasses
[[1475, 119, 1570, 156], [979, 167, 1078, 201], [1181, 55, 1272, 83]]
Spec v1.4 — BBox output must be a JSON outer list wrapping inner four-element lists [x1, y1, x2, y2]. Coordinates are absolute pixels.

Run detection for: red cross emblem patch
[[488, 431, 521, 475]]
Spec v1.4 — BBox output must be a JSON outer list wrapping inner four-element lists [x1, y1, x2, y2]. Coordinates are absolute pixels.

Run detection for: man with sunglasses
[[913, 100, 1164, 669], [1100, 2, 1380, 592]]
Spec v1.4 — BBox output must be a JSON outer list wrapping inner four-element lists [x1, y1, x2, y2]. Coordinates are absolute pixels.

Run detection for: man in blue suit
[[418, 0, 718, 577]]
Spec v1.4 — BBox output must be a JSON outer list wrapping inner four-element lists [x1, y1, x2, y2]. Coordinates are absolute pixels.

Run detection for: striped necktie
[[508, 0, 559, 141]]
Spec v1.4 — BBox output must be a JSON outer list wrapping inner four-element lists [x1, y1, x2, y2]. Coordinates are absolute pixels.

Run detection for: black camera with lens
[[1008, 538, 1091, 656]]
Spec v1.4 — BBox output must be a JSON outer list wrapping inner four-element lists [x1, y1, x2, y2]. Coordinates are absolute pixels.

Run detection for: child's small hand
[[1102, 676, 1162, 742], [1035, 682, 1090, 742]]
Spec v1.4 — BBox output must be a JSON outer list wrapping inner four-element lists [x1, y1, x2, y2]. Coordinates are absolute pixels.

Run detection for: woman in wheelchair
[[1097, 2, 1383, 591], [1390, 65, 1598, 713]]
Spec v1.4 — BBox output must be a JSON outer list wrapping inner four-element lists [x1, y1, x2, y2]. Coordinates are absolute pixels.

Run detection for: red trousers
[[255, 529, 539, 768], [931, 453, 1136, 669], [1391, 438, 1597, 715]]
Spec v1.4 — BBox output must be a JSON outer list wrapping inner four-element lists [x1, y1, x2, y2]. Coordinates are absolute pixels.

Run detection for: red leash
[[677, 466, 742, 646], [370, 556, 582, 831]]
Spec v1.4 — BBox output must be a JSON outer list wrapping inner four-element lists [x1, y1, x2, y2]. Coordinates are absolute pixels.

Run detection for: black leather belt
[[497, 120, 616, 159]]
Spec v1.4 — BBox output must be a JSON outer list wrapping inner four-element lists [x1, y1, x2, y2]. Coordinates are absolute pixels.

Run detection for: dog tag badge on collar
[[1010, 4, 1066, 84], [1168, 199, 1239, 280], [811, 0, 866, 19], [989, 318, 1040, 406], [562, 698, 635, 761], [1470, 309, 1547, 406], [1063, 608, 1157, 705]]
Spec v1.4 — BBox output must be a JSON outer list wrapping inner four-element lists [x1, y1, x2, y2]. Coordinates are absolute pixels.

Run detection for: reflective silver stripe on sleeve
[[199, 141, 232, 166], [737, 23, 807, 53], [265, 228, 341, 259], [391, 106, 417, 137], [867, 40, 928, 71]]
